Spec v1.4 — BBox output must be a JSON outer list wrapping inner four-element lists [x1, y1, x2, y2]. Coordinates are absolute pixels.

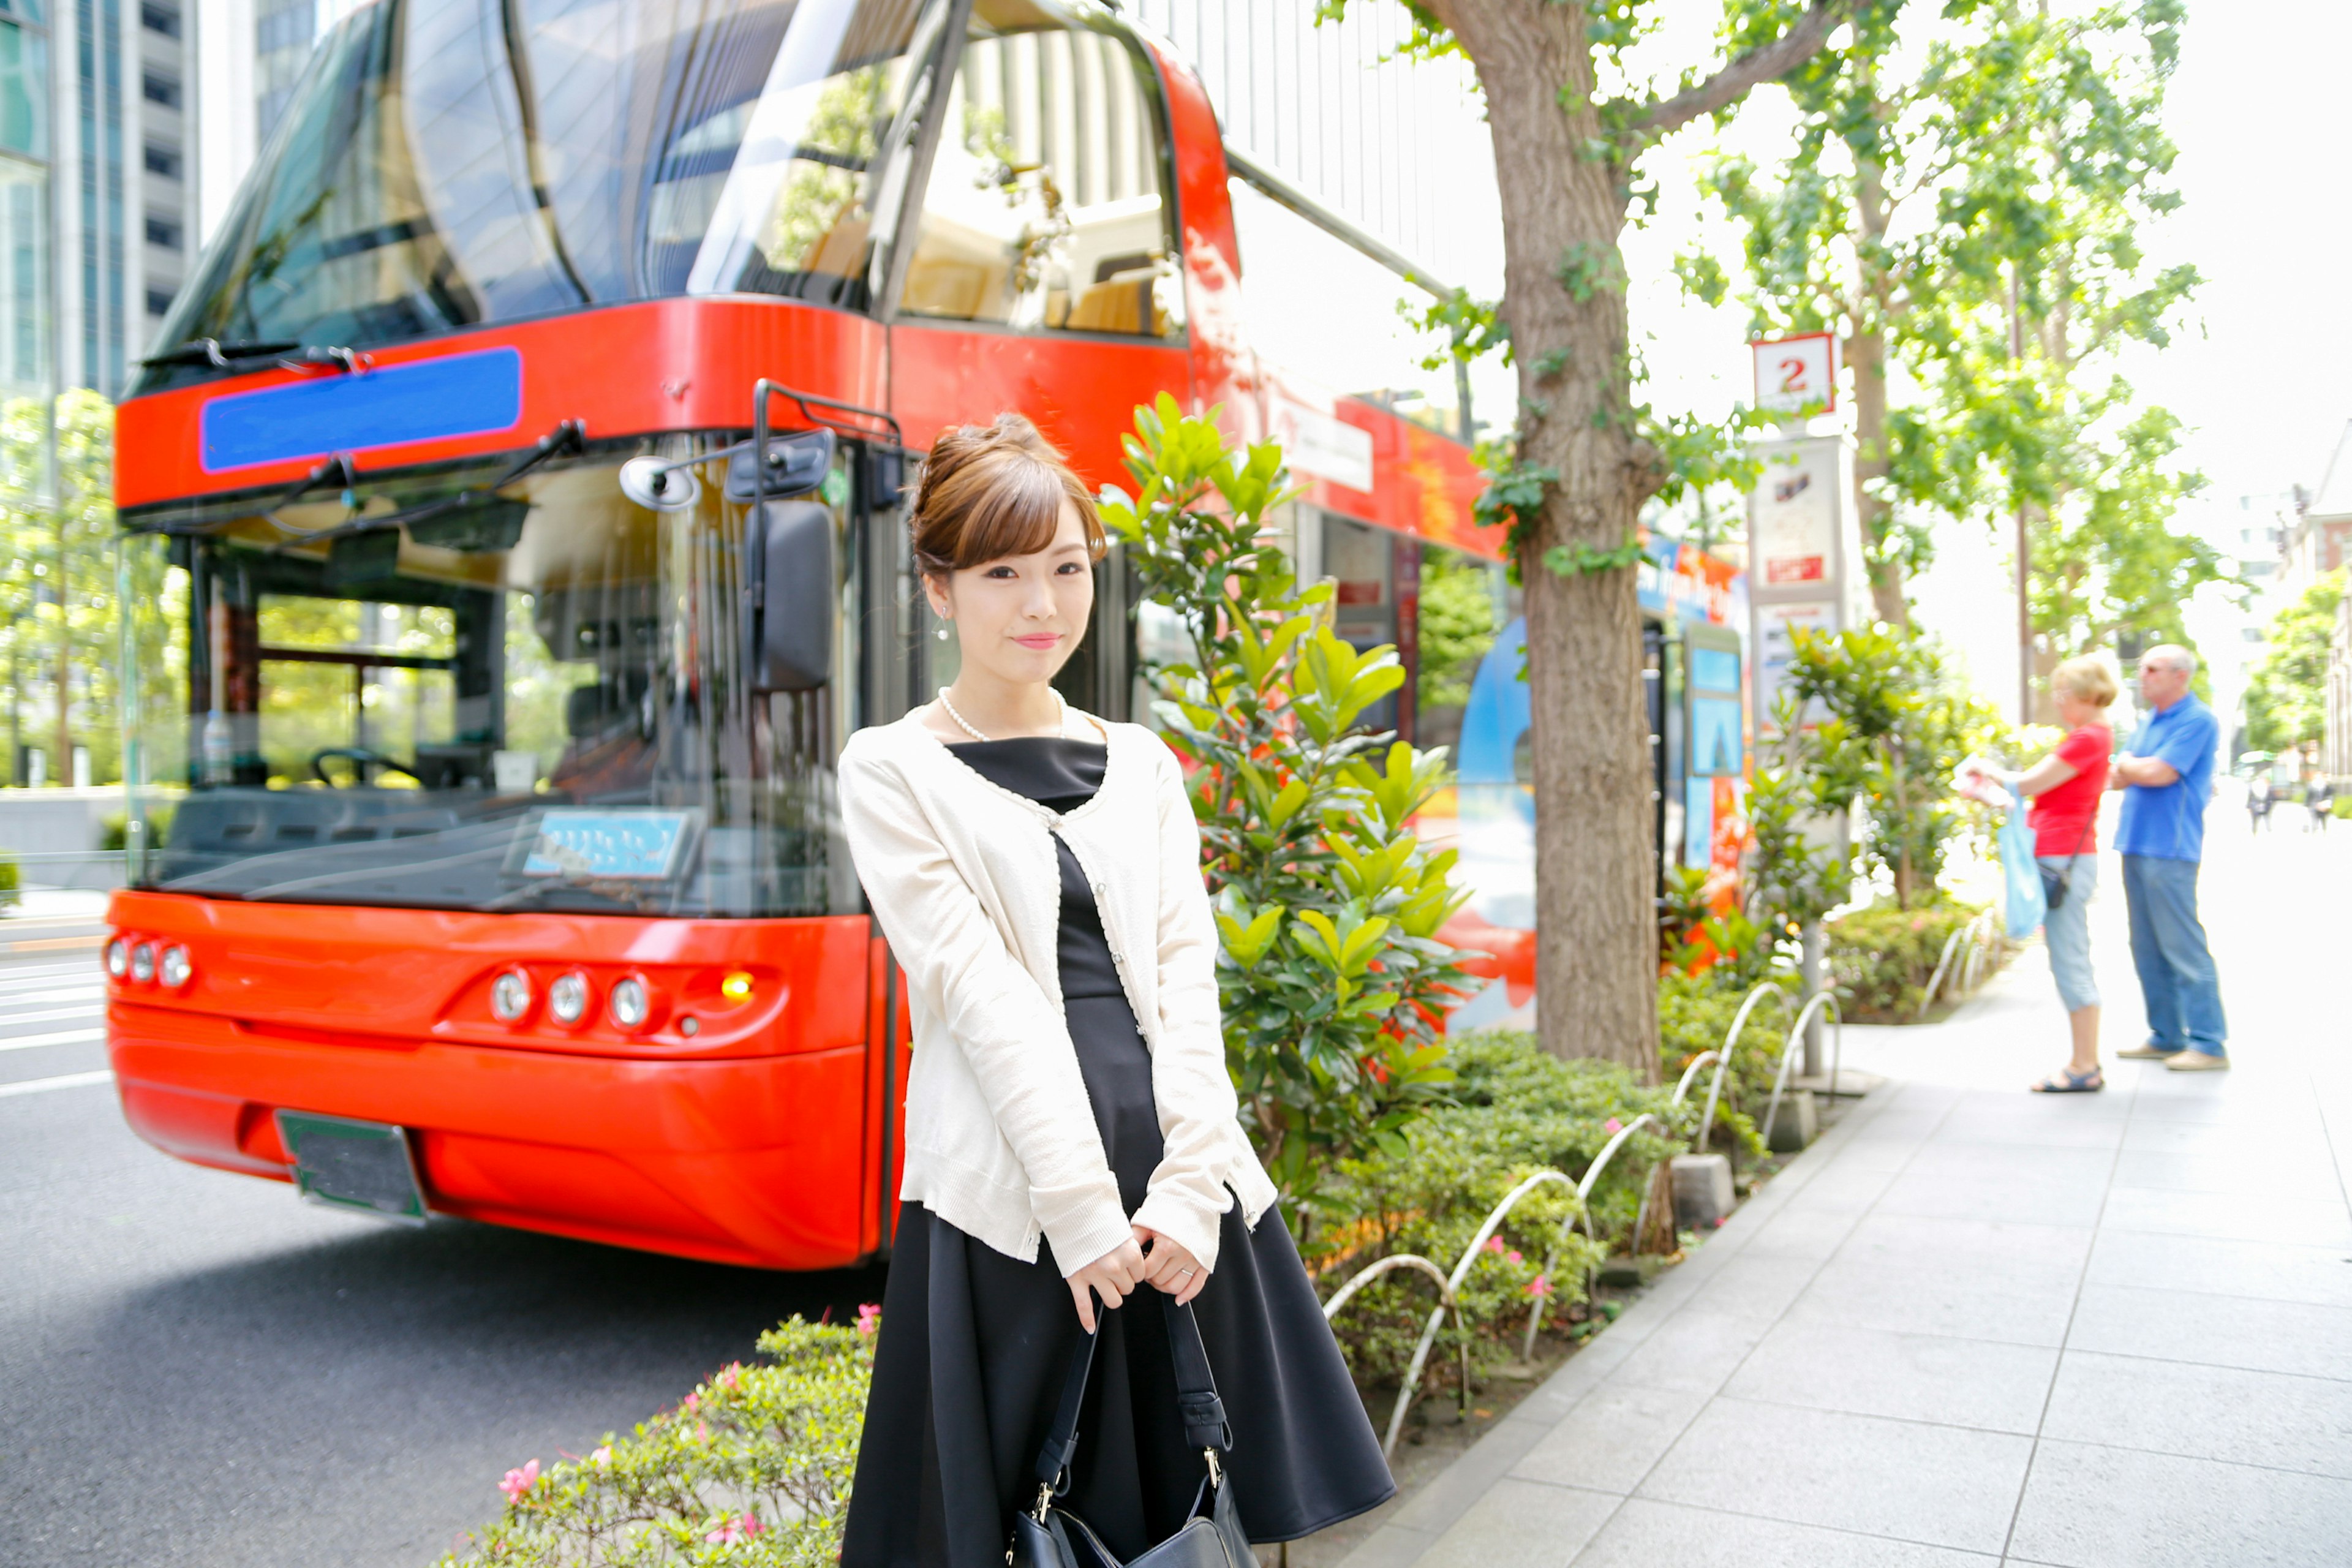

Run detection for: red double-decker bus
[[105, 0, 1529, 1269]]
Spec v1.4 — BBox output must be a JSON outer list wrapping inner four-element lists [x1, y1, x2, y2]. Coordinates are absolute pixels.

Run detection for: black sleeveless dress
[[840, 737, 1393, 1568]]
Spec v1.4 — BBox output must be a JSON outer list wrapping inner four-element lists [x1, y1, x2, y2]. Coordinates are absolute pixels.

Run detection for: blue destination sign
[[200, 347, 524, 472], [514, 809, 698, 882]]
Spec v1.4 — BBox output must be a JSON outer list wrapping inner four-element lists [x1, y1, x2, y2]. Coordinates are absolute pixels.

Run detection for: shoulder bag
[[2038, 806, 2096, 913], [1008, 1296, 1253, 1568]]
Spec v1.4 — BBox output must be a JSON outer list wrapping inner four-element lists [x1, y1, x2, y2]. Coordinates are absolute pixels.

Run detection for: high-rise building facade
[[0, 0, 202, 401]]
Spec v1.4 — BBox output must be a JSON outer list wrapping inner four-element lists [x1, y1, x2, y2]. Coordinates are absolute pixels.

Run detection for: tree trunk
[[1852, 118, 1906, 628], [1453, 4, 1659, 1077]]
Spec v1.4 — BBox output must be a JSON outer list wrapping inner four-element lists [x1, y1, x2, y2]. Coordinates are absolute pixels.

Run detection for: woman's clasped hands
[[1066, 1224, 1211, 1330]]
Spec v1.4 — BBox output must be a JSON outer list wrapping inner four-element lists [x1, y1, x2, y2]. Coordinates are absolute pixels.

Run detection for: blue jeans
[[2038, 854, 2098, 1011], [2121, 853, 2228, 1057]]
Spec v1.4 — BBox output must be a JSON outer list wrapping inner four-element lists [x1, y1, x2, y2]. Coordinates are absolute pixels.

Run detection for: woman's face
[[927, 501, 1095, 687]]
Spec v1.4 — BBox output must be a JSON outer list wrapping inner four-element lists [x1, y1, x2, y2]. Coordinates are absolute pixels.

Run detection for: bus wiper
[[140, 337, 303, 369]]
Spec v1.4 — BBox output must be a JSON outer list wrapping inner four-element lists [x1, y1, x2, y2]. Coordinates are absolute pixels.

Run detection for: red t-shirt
[[2029, 724, 2111, 856]]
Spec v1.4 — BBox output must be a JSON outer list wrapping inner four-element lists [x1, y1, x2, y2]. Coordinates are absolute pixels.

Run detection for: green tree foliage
[[1414, 549, 1501, 714], [1686, 1, 2224, 659], [1782, 627, 2000, 907], [1099, 396, 1470, 1215], [2244, 568, 2346, 755], [0, 392, 156, 785]]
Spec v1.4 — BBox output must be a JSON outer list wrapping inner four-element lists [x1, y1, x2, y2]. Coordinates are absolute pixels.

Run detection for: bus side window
[[902, 5, 1184, 339]]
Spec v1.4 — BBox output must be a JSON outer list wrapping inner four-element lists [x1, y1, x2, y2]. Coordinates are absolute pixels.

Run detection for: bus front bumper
[[106, 1001, 878, 1271]]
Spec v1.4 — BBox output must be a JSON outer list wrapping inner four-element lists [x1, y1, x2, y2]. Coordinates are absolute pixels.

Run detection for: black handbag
[[1008, 1295, 1254, 1568], [2038, 809, 2096, 912]]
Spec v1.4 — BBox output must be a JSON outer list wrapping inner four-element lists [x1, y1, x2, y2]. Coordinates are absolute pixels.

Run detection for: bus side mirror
[[748, 500, 835, 693]]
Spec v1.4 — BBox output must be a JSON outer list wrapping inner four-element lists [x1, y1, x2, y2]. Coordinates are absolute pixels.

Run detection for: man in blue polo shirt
[[2109, 645, 2229, 1069]]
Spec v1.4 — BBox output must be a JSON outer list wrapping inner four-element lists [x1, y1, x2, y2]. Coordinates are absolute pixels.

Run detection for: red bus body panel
[[107, 20, 1494, 1270]]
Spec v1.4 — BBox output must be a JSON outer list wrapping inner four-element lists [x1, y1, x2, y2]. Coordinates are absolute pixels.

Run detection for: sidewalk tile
[[1779, 1163, 1900, 1215], [2041, 1352, 2352, 1478], [2085, 1230, 2352, 1308], [2097, 1185, 2352, 1248], [1682, 1253, 1822, 1322], [1784, 1259, 2079, 1347], [1507, 1382, 1708, 1494], [1564, 1499, 2000, 1567], [1636, 1398, 2033, 1554], [1929, 1110, 2127, 1150], [1722, 1320, 2057, 1433], [2007, 1439, 2352, 1568], [1902, 1142, 2116, 1184], [2118, 1118, 2332, 1157], [1409, 1479, 1615, 1568], [1830, 1134, 1935, 1172], [1608, 1307, 1772, 1394], [1836, 1212, 2094, 1283], [2066, 1284, 2352, 1381], [1873, 1168, 2110, 1227], [1739, 1207, 1860, 1262], [2109, 1150, 2338, 1197]]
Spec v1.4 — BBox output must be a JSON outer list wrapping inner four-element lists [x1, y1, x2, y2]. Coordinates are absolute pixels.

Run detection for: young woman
[[837, 415, 1393, 1568], [1961, 655, 2117, 1093]]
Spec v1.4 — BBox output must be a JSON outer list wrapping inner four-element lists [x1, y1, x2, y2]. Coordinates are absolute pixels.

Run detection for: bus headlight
[[490, 970, 532, 1022], [549, 971, 590, 1025], [608, 977, 650, 1030], [105, 938, 129, 978], [130, 942, 156, 983], [159, 946, 192, 989]]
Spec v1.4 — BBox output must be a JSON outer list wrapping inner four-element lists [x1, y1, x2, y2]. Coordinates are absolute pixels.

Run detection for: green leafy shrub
[[1100, 396, 1469, 1208], [438, 1316, 873, 1567], [1308, 1032, 1673, 1390], [1828, 897, 2001, 1022], [1656, 971, 1778, 1158], [0, 850, 17, 902]]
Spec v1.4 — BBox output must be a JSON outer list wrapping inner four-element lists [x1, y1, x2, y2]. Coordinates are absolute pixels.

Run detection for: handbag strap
[[1031, 1294, 1231, 1499], [2056, 799, 2095, 889]]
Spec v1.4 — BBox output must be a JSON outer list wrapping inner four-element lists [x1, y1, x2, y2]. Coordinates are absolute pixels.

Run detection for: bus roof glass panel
[[134, 0, 937, 396]]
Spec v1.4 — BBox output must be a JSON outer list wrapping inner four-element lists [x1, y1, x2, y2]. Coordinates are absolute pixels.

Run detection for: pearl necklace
[[937, 685, 1066, 743]]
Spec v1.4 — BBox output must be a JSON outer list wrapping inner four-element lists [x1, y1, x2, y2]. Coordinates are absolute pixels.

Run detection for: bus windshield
[[134, 0, 942, 396], [120, 451, 860, 919]]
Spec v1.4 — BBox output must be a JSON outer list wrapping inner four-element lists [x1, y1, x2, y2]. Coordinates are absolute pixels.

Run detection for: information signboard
[[1751, 332, 1838, 417]]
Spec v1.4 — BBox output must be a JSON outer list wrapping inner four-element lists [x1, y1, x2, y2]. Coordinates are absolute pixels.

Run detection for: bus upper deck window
[[900, 2, 1185, 339]]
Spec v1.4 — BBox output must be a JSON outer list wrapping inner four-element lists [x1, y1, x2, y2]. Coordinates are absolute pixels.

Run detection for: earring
[[935, 624, 949, 641]]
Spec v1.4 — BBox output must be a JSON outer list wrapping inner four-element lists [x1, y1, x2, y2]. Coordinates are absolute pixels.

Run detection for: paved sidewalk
[[1340, 828, 2352, 1567]]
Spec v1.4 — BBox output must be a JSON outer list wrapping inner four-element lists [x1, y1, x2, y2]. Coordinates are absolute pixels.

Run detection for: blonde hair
[[2052, 655, 2119, 708]]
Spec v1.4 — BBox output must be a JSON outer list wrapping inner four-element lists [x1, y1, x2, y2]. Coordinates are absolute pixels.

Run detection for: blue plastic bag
[[2000, 783, 2046, 938]]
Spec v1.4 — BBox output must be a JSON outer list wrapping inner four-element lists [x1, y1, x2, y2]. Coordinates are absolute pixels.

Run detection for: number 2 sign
[[1751, 332, 1838, 417]]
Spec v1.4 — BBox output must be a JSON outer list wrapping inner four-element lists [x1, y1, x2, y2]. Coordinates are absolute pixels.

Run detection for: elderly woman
[[1963, 656, 2118, 1092]]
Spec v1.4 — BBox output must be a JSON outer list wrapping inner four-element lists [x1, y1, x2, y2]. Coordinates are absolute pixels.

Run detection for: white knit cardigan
[[837, 707, 1278, 1277]]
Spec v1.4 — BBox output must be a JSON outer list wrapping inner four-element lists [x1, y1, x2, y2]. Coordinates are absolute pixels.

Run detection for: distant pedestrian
[[2110, 646, 2228, 1071], [2246, 772, 2272, 833], [2307, 777, 2334, 832], [1959, 657, 2116, 1093]]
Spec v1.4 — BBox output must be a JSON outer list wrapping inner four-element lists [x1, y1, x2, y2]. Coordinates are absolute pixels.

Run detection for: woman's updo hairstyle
[[910, 413, 1106, 579]]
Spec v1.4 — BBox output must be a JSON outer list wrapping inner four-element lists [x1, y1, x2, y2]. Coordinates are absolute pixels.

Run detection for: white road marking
[[0, 984, 107, 1005], [0, 962, 104, 986], [0, 1006, 104, 1026], [0, 1028, 105, 1052], [0, 1068, 113, 1099]]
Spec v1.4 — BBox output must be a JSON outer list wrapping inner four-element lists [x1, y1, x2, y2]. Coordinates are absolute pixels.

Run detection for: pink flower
[[857, 1302, 883, 1336], [1604, 1117, 1623, 1134], [498, 1459, 540, 1503], [705, 1513, 767, 1544], [1525, 1275, 1554, 1299], [1482, 1236, 1506, 1254], [682, 1392, 699, 1412], [589, 1446, 612, 1469], [717, 1363, 742, 1391], [1506, 1250, 1523, 1264]]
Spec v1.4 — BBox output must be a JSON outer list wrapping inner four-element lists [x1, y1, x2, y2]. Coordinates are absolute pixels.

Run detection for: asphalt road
[[0, 914, 884, 1568]]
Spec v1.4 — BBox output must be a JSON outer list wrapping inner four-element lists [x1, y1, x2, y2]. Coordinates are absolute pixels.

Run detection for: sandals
[[2030, 1068, 2104, 1094]]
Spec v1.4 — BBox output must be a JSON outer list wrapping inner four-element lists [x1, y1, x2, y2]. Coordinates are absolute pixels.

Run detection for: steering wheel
[[311, 747, 423, 788]]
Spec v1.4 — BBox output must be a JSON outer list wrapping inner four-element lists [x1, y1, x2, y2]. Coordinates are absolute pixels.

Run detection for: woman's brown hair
[[910, 413, 1106, 578]]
